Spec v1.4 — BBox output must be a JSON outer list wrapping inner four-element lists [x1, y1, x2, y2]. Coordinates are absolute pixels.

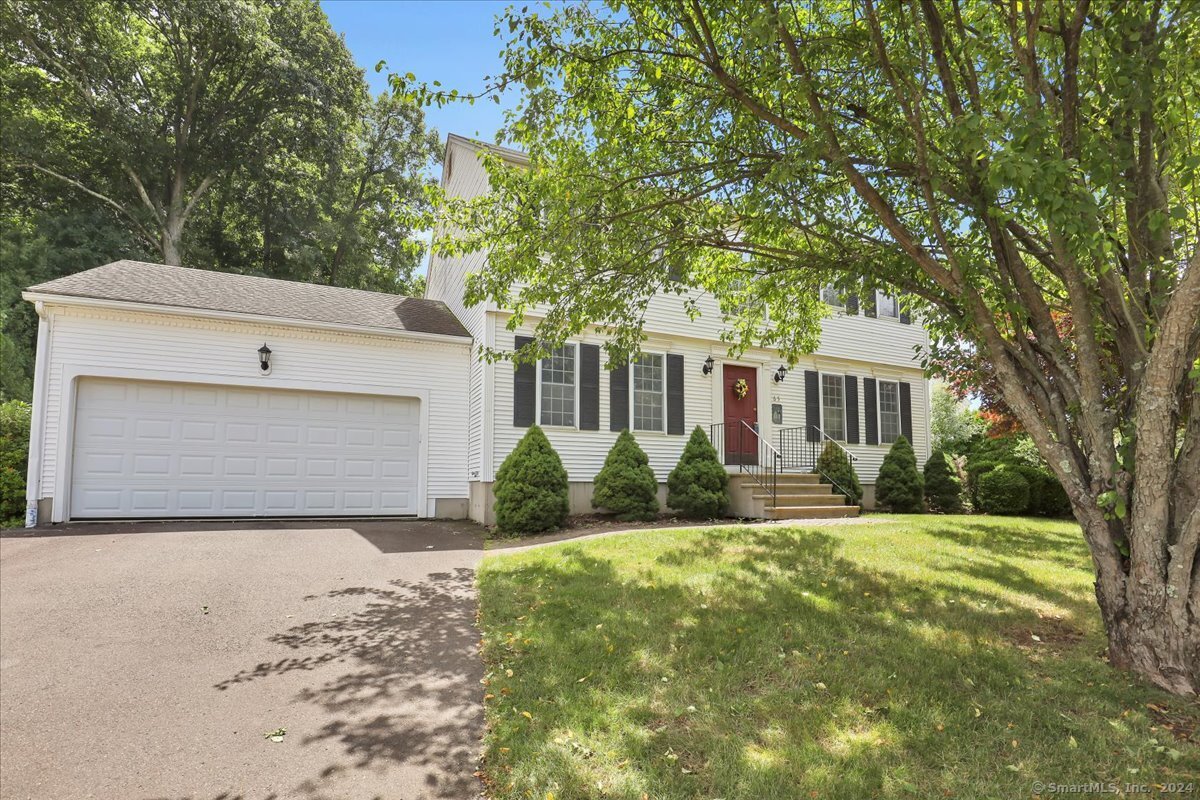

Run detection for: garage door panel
[[70, 379, 420, 518]]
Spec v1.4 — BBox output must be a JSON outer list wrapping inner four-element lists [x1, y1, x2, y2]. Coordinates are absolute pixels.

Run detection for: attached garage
[[23, 260, 473, 525]]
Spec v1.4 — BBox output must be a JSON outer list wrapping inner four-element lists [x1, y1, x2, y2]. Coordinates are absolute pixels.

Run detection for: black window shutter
[[844, 375, 860, 444], [579, 344, 600, 430], [513, 335, 536, 427], [863, 377, 878, 445], [899, 381, 914, 442], [666, 353, 685, 435], [846, 295, 859, 315], [864, 292, 877, 318], [805, 370, 820, 441], [609, 362, 629, 432], [899, 302, 912, 325]]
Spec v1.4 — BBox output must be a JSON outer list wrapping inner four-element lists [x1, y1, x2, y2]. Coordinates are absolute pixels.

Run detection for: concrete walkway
[[0, 520, 484, 800]]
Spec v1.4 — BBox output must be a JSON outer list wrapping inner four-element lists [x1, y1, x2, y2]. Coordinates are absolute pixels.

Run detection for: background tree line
[[0, 0, 441, 401]]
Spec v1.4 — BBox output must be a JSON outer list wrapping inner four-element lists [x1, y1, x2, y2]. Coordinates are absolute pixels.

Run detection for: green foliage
[[1, 2, 440, 399], [875, 436, 924, 513], [666, 426, 729, 518], [494, 425, 570, 535], [930, 383, 987, 455], [923, 449, 963, 513], [1011, 464, 1073, 518], [0, 400, 32, 527], [814, 440, 862, 507], [977, 465, 1031, 516], [964, 459, 1000, 510], [592, 430, 659, 521]]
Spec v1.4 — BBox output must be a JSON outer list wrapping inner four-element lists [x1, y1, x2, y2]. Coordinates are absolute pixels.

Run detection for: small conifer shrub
[[667, 426, 729, 518], [493, 425, 570, 534], [814, 440, 863, 506], [923, 449, 963, 513], [592, 430, 659, 521], [875, 435, 925, 513]]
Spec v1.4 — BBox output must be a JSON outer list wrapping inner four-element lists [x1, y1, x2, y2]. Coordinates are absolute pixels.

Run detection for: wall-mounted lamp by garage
[[773, 365, 788, 383], [258, 343, 272, 373], [702, 355, 715, 376]]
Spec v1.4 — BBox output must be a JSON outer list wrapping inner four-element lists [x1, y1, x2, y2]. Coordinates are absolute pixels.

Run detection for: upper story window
[[632, 353, 665, 432], [878, 380, 901, 444], [540, 345, 576, 427], [876, 291, 899, 319], [821, 284, 843, 308], [821, 373, 846, 442]]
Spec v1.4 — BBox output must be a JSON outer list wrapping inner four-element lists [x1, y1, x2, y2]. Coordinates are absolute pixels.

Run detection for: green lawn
[[476, 516, 1200, 799]]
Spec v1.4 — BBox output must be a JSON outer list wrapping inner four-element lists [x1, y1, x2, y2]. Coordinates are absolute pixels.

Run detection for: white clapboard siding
[[36, 305, 471, 518]]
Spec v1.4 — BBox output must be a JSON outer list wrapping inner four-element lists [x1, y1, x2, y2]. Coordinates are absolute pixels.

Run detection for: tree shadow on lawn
[[215, 567, 482, 800], [916, 516, 1091, 568], [479, 527, 1200, 800]]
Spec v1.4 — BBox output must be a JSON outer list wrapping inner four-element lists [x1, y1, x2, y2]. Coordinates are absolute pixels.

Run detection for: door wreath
[[732, 378, 750, 399]]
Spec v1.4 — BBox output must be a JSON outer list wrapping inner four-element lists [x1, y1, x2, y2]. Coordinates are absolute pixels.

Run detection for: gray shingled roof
[[27, 260, 470, 338]]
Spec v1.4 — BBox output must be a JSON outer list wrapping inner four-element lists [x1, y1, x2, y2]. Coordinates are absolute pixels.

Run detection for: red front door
[[723, 365, 758, 465]]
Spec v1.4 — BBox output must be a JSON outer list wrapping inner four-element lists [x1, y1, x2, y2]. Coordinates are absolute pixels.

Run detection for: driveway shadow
[[217, 567, 482, 799]]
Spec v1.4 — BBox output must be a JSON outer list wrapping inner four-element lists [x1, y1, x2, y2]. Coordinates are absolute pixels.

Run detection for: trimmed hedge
[[592, 430, 659, 521], [923, 449, 963, 513], [494, 425, 570, 534], [814, 440, 862, 507], [976, 464, 1030, 515], [0, 400, 31, 528], [876, 435, 924, 513], [667, 426, 729, 518]]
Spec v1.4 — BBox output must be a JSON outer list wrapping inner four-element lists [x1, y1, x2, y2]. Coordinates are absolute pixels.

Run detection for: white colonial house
[[426, 134, 932, 524], [20, 133, 929, 527]]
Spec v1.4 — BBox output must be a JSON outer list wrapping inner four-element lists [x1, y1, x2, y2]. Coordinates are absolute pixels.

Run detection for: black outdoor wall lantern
[[773, 364, 788, 383], [702, 355, 715, 376], [258, 343, 272, 372]]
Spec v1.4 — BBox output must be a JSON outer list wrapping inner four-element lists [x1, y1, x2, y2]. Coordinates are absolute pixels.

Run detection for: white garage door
[[70, 378, 421, 518]]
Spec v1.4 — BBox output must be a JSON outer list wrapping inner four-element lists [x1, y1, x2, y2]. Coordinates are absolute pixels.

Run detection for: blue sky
[[321, 0, 517, 144]]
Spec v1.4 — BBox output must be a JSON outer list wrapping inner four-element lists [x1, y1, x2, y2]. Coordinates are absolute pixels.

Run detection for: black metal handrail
[[708, 421, 781, 507], [776, 424, 859, 505]]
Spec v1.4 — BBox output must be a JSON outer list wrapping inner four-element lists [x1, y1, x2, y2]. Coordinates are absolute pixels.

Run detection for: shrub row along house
[[19, 134, 930, 526]]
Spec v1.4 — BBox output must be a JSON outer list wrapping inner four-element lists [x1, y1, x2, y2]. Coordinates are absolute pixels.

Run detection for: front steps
[[727, 472, 859, 520]]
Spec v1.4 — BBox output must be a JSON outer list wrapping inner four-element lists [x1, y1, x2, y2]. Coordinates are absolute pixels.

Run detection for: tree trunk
[[161, 211, 184, 266], [1075, 492, 1199, 696]]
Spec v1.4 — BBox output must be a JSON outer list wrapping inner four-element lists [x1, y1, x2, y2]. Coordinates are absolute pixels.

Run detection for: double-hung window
[[540, 345, 576, 427], [878, 380, 901, 444], [820, 374, 846, 441], [632, 353, 665, 432], [821, 284, 843, 308], [876, 291, 899, 319]]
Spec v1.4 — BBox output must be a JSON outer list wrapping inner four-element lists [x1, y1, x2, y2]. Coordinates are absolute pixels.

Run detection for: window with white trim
[[878, 380, 901, 444], [821, 374, 846, 442], [540, 344, 576, 427], [632, 353, 665, 432], [821, 284, 843, 307], [876, 291, 899, 318]]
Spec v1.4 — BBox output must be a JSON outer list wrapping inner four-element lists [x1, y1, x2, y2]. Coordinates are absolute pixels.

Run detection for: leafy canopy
[[407, 0, 1200, 692]]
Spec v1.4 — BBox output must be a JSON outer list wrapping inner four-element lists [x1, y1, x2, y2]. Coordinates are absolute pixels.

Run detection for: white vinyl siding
[[821, 374, 847, 442], [632, 353, 665, 432], [878, 380, 901, 444], [539, 344, 577, 428]]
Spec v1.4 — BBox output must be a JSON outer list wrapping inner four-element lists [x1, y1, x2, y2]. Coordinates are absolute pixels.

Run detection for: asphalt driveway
[[0, 519, 485, 800]]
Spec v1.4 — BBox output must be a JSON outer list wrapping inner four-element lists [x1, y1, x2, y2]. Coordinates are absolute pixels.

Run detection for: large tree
[[419, 1, 1200, 693], [1, 0, 362, 264]]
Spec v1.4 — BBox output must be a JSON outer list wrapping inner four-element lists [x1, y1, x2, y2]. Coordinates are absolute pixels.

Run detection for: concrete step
[[754, 492, 848, 505], [765, 505, 860, 520], [730, 473, 821, 485]]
